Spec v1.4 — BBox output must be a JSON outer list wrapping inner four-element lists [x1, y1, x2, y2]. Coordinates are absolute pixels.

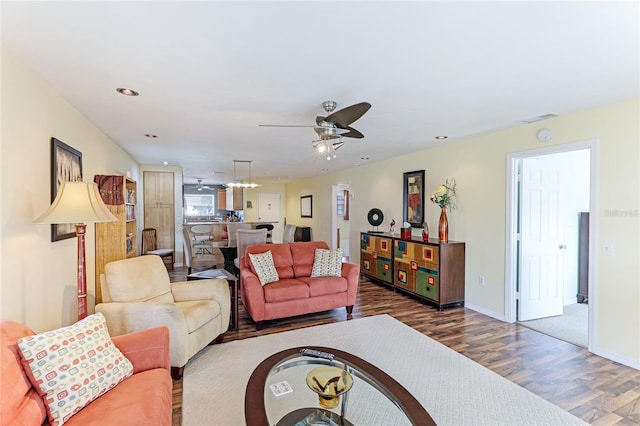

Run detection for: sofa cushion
[[263, 278, 310, 303], [63, 368, 172, 426], [16, 313, 134, 426], [249, 250, 280, 285], [0, 319, 48, 426], [311, 248, 343, 277], [290, 241, 330, 277], [246, 243, 295, 279], [299, 276, 349, 297], [176, 300, 221, 332]]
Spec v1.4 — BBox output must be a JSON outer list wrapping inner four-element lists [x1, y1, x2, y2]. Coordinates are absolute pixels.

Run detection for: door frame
[[331, 182, 351, 251], [505, 139, 599, 351]]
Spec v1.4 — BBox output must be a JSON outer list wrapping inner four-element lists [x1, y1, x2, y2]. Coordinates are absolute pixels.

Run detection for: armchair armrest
[[239, 269, 266, 321], [96, 302, 190, 367], [171, 279, 230, 302], [111, 327, 170, 373]]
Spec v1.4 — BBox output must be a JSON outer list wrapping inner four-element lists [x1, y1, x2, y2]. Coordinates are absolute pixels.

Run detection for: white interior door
[[518, 156, 567, 321], [257, 192, 282, 242]]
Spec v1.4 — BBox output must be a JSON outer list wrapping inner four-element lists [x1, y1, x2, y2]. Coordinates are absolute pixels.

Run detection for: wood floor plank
[[168, 269, 639, 425]]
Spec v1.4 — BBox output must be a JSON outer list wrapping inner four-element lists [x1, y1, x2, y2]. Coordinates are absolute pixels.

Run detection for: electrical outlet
[[478, 276, 485, 286]]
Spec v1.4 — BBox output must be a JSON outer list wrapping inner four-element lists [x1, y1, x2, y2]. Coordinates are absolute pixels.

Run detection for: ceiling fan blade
[[258, 124, 314, 128], [341, 127, 365, 139], [325, 102, 371, 128]]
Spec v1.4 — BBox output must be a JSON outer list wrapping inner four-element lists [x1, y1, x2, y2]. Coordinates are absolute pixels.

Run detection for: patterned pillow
[[17, 313, 134, 426], [311, 248, 343, 277], [248, 250, 279, 286]]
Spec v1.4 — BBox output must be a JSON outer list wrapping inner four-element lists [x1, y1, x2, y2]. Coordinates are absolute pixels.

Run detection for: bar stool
[[255, 224, 274, 243]]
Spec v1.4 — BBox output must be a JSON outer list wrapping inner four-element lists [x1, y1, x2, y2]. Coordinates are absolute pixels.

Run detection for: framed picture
[[300, 195, 312, 218], [51, 137, 83, 241], [403, 170, 425, 228]]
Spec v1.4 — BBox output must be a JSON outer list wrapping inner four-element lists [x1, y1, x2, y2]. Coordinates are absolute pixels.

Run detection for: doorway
[[505, 140, 598, 350], [331, 183, 351, 260], [257, 192, 282, 242]]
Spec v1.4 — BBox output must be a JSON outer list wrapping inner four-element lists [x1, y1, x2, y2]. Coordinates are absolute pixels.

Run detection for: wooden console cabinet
[[360, 233, 394, 285], [94, 175, 137, 303], [360, 232, 465, 310]]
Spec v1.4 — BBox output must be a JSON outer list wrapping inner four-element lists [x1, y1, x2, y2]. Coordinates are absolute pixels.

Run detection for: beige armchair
[[95, 255, 230, 379]]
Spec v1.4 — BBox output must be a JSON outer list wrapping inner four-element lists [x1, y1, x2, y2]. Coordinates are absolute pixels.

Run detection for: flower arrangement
[[430, 178, 457, 210]]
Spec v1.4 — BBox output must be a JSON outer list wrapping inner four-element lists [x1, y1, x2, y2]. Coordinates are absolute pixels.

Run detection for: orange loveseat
[[0, 319, 172, 425], [240, 241, 360, 330]]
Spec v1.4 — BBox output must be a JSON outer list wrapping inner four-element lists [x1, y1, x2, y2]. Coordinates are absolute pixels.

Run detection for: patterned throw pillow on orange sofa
[[16, 313, 133, 426], [311, 248, 343, 277]]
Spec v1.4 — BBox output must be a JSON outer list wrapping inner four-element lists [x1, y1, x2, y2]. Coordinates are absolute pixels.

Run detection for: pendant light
[[224, 160, 261, 188]]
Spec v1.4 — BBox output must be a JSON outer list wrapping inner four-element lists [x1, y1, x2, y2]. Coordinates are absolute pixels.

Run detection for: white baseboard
[[590, 345, 640, 370], [464, 302, 507, 322]]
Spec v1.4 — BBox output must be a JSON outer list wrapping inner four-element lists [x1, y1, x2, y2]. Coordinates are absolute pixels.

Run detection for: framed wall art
[[300, 195, 312, 218], [403, 170, 425, 228], [50, 137, 83, 241]]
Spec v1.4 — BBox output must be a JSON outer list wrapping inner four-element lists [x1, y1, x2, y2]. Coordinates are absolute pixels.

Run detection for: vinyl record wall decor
[[367, 208, 384, 233]]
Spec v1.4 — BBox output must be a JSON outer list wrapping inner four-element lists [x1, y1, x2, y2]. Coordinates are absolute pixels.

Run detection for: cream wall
[[285, 98, 639, 367], [1, 50, 139, 332]]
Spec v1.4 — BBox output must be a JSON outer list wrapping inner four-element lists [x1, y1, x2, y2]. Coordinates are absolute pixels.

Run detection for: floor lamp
[[34, 181, 117, 321]]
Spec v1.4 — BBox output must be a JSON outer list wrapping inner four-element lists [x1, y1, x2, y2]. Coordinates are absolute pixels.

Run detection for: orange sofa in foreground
[[240, 241, 360, 330], [0, 319, 172, 425]]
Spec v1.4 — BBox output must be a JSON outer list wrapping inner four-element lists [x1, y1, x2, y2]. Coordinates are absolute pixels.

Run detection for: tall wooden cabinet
[[361, 232, 465, 310], [143, 171, 175, 258], [94, 175, 138, 303]]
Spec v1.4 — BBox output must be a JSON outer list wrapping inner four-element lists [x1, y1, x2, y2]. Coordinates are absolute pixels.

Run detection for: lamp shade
[[34, 181, 118, 224]]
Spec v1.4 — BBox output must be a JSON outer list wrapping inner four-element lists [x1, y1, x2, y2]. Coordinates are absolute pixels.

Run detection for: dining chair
[[141, 228, 174, 270], [226, 222, 252, 248], [182, 227, 224, 274], [234, 228, 268, 274], [190, 224, 214, 254], [255, 223, 274, 243], [282, 224, 297, 243]]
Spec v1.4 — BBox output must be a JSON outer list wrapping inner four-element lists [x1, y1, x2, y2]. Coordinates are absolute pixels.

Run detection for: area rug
[[183, 315, 585, 425]]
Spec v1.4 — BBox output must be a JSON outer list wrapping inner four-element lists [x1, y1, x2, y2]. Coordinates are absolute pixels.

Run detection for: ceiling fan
[[196, 179, 213, 191], [260, 100, 371, 142]]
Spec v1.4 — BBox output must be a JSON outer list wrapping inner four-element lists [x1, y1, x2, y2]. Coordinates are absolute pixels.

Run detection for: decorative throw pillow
[[17, 313, 134, 426], [311, 248, 343, 277], [249, 250, 279, 286]]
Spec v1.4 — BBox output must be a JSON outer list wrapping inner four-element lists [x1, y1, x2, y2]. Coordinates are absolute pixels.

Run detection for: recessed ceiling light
[[116, 87, 139, 96], [144, 134, 157, 138], [162, 161, 169, 165], [435, 135, 448, 140]]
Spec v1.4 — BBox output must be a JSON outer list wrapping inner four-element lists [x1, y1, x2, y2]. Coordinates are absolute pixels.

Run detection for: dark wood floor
[[169, 267, 639, 425]]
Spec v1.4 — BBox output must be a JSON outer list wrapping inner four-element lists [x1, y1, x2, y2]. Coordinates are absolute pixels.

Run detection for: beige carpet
[[519, 303, 588, 348], [183, 315, 586, 425]]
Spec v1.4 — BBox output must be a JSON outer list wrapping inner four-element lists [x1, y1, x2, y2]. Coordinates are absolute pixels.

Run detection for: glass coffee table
[[245, 346, 435, 426]]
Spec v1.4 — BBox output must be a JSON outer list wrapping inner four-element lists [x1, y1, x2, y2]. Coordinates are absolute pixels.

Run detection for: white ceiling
[[2, 1, 638, 185]]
